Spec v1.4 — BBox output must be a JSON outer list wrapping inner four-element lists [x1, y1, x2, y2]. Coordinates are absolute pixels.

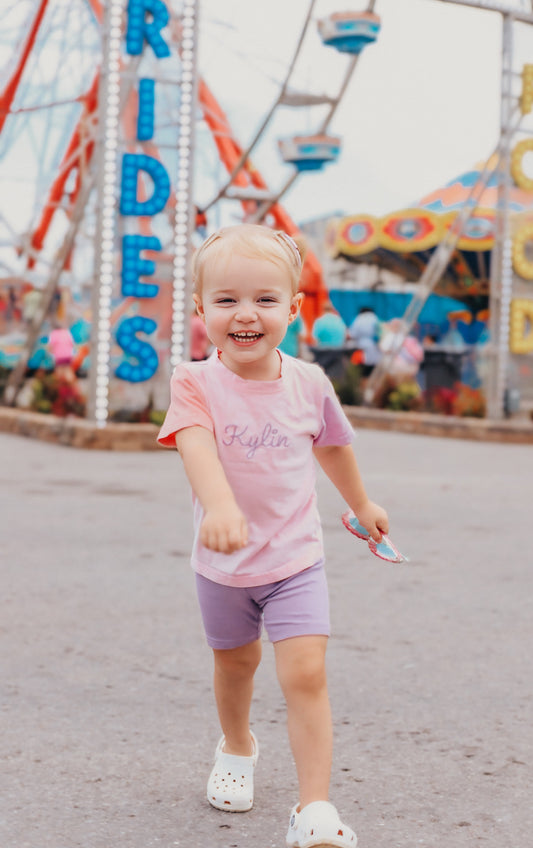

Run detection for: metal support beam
[[363, 155, 500, 406], [170, 0, 199, 370], [433, 0, 533, 25], [3, 171, 96, 407], [87, 0, 122, 424], [486, 14, 515, 418]]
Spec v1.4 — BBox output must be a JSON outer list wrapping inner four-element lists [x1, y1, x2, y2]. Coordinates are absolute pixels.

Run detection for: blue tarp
[[329, 290, 468, 333]]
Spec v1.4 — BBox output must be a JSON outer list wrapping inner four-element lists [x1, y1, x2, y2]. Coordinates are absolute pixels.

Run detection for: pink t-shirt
[[158, 351, 354, 587]]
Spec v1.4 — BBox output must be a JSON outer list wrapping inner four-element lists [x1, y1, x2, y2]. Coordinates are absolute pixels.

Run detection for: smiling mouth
[[229, 331, 264, 343]]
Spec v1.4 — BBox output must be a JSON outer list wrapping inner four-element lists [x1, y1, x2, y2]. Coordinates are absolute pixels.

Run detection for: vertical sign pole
[[170, 0, 199, 370], [88, 0, 123, 424], [487, 13, 514, 419]]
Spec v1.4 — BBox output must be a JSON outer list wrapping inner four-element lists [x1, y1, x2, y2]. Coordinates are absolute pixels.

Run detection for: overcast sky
[[1, 0, 532, 265], [198, 0, 533, 223]]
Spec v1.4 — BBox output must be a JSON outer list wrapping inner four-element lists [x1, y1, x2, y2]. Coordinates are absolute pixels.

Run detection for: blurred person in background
[[48, 321, 75, 382], [347, 306, 382, 377], [312, 301, 347, 348], [191, 307, 212, 361], [278, 310, 307, 358]]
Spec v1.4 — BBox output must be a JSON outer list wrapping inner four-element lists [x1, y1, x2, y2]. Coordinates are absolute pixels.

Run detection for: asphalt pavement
[[1, 428, 532, 848]]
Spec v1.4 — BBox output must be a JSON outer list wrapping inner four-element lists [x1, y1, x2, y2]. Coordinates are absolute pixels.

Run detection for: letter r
[[126, 0, 171, 59]]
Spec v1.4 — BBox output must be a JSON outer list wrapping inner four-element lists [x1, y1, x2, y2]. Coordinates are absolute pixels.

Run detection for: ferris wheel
[[0, 0, 381, 411]]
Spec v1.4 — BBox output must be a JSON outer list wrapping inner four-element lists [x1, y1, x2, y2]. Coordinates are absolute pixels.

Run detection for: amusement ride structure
[[357, 0, 533, 418], [0, 0, 380, 421], [0, 0, 533, 423]]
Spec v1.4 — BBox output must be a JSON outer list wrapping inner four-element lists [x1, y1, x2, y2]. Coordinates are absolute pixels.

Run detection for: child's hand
[[355, 500, 389, 543], [200, 502, 248, 554]]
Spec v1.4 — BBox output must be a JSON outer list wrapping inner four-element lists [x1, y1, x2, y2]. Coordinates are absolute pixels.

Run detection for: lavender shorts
[[195, 560, 330, 650]]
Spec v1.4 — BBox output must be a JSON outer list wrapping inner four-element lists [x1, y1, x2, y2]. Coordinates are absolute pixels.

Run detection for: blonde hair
[[192, 224, 306, 296]]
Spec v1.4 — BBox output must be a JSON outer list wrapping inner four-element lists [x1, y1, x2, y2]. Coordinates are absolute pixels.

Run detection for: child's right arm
[[175, 426, 248, 554]]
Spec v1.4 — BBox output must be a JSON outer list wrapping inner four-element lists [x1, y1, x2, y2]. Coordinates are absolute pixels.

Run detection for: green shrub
[[331, 363, 363, 406], [385, 380, 423, 412], [31, 371, 86, 417], [149, 409, 166, 427]]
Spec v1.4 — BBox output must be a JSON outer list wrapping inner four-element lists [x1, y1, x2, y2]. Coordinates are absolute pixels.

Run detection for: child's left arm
[[313, 443, 388, 542]]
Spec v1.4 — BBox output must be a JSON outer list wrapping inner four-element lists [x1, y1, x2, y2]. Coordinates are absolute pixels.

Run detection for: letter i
[[137, 78, 155, 141]]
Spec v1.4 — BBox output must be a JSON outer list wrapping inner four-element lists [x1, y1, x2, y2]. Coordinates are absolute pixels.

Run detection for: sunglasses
[[342, 510, 409, 563]]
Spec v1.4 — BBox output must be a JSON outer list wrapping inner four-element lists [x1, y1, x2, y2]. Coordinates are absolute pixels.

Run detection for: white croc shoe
[[286, 801, 357, 848], [207, 732, 259, 812]]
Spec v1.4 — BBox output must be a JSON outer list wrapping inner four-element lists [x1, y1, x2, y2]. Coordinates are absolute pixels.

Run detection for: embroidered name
[[222, 422, 290, 458]]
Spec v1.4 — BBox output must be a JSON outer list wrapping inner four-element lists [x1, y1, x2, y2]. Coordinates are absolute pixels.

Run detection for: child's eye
[[215, 298, 235, 304], [258, 296, 278, 304]]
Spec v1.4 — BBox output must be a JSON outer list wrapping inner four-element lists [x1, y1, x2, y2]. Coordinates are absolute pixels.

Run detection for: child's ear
[[289, 292, 304, 320], [193, 294, 205, 320]]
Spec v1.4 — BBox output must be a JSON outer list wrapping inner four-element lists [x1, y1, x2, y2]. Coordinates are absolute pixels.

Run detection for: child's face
[[194, 252, 303, 379]]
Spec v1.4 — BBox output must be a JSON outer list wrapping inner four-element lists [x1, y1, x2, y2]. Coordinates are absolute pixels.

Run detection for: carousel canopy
[[326, 156, 533, 300]]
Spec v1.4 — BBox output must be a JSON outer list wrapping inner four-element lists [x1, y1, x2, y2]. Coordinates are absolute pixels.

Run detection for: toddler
[[158, 224, 388, 848]]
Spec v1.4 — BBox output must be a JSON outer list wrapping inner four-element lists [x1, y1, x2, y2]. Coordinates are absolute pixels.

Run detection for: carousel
[[324, 131, 533, 417], [326, 155, 533, 337]]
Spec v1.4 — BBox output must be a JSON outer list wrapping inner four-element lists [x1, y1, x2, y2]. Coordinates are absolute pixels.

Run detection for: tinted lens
[[374, 540, 400, 561], [369, 535, 407, 563], [344, 512, 370, 539]]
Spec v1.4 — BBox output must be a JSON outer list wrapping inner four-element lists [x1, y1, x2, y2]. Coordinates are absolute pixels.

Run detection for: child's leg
[[213, 637, 262, 756], [274, 635, 332, 808]]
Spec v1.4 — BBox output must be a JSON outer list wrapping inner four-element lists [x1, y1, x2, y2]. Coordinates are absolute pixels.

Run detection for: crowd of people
[[275, 299, 425, 390], [274, 298, 489, 397]]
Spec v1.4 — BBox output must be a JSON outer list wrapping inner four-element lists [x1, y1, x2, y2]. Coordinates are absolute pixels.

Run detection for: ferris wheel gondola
[[317, 11, 381, 54], [278, 134, 342, 171]]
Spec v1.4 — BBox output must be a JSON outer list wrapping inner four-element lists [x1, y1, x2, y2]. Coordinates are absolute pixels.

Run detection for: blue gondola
[[317, 11, 381, 55], [278, 134, 342, 172]]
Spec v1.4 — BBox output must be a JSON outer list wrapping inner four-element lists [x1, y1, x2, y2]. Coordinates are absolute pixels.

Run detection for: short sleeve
[[313, 372, 354, 447], [157, 364, 213, 447]]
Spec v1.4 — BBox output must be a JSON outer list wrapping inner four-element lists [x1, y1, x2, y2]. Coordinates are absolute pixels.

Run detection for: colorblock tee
[[158, 351, 354, 587]]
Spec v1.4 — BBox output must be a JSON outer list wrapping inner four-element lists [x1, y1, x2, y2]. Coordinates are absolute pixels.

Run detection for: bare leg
[[213, 638, 262, 756], [274, 635, 332, 808]]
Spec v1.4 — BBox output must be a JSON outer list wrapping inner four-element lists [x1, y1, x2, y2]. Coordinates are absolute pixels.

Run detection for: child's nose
[[236, 303, 257, 321]]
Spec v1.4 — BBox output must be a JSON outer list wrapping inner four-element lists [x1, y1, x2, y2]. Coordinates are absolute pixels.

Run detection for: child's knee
[[289, 658, 327, 695], [276, 643, 327, 696], [213, 640, 262, 679]]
